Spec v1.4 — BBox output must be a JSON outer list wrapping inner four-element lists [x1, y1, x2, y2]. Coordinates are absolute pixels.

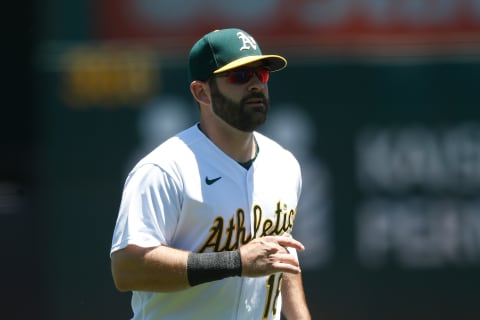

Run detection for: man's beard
[[210, 81, 270, 132]]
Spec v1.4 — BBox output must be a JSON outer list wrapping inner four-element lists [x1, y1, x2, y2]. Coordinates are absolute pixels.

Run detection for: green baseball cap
[[188, 28, 287, 82]]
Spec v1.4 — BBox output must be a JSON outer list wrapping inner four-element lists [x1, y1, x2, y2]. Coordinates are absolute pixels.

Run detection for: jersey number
[[263, 273, 283, 319]]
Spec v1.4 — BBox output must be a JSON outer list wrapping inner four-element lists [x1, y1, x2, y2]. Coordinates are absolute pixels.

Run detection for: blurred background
[[3, 0, 480, 319]]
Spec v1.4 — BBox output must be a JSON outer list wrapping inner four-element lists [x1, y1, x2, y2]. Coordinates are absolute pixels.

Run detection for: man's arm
[[281, 272, 311, 320], [111, 235, 305, 293], [111, 244, 190, 292]]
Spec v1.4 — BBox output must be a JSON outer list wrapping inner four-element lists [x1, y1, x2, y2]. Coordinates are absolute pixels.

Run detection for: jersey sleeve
[[110, 163, 182, 255]]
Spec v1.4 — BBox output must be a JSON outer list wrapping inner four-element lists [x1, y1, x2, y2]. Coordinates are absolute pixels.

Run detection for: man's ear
[[190, 80, 211, 106]]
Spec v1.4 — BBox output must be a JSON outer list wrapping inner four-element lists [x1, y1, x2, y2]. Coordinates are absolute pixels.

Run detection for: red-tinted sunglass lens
[[228, 69, 253, 84], [255, 67, 270, 83], [228, 67, 270, 84]]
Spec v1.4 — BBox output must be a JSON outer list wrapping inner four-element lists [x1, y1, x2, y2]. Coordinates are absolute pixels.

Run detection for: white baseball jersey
[[111, 124, 302, 320]]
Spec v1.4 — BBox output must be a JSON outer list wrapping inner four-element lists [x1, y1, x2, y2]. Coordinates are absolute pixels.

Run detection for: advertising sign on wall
[[96, 0, 480, 54]]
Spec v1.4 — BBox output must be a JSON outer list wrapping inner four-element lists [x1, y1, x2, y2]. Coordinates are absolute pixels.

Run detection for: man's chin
[[244, 117, 267, 132]]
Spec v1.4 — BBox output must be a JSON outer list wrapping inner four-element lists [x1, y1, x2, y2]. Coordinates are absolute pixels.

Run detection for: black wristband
[[187, 251, 242, 286]]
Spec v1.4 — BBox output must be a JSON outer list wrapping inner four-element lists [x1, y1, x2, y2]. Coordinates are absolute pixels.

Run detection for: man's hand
[[239, 234, 305, 277]]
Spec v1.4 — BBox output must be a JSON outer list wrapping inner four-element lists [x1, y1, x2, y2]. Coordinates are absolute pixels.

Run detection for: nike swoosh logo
[[205, 176, 222, 185]]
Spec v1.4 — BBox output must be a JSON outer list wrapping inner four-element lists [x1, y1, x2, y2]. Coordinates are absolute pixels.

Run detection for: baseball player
[[110, 28, 311, 320]]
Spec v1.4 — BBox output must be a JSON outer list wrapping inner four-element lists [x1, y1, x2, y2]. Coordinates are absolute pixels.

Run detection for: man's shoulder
[[255, 131, 296, 157], [153, 125, 203, 154], [132, 125, 201, 169]]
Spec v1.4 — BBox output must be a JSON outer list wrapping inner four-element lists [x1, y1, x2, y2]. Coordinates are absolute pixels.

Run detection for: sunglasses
[[217, 66, 270, 84]]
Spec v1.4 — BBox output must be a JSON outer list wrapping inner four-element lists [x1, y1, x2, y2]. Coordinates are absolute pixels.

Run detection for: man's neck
[[198, 121, 256, 163]]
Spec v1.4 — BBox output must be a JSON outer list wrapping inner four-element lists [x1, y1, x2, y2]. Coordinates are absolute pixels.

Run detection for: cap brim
[[213, 55, 287, 74]]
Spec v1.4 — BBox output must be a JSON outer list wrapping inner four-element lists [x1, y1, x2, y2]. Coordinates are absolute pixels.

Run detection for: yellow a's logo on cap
[[237, 31, 257, 51]]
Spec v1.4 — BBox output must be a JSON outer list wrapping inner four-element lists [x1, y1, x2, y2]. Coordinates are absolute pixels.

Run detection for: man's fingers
[[269, 252, 301, 273], [275, 236, 305, 251], [270, 254, 301, 274], [240, 236, 304, 277], [270, 252, 299, 265], [273, 263, 301, 274]]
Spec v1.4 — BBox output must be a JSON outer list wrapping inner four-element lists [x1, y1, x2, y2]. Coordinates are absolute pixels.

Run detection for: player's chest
[[184, 166, 298, 235]]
